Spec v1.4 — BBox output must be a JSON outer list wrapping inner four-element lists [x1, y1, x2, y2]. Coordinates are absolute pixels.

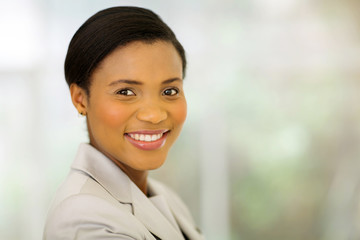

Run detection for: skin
[[70, 41, 187, 195]]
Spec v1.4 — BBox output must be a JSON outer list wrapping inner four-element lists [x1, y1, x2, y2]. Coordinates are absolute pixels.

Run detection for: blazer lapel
[[130, 181, 185, 240], [148, 179, 204, 240], [172, 213, 204, 240]]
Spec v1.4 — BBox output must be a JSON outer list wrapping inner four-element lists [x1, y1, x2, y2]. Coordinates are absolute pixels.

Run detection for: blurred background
[[1, 0, 360, 239]]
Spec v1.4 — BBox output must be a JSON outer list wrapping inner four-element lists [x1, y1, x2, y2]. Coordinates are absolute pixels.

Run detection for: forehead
[[91, 40, 183, 85]]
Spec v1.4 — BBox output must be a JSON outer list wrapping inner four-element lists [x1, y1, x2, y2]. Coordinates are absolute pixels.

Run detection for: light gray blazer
[[43, 143, 204, 240]]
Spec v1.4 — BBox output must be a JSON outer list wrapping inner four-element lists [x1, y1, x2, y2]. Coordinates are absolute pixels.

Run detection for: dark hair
[[64, 6, 186, 95]]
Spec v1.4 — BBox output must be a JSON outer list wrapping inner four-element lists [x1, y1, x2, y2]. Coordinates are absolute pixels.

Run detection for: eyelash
[[115, 87, 179, 97]]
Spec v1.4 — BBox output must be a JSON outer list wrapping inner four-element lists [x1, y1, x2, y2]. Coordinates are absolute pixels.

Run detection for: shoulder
[[46, 169, 114, 212], [44, 172, 149, 240], [44, 194, 143, 239]]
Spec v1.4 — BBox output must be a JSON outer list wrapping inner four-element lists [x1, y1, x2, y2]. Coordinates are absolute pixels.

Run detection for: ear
[[70, 83, 88, 115]]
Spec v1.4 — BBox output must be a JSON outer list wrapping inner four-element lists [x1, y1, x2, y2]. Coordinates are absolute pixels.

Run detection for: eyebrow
[[108, 77, 182, 86], [108, 79, 143, 86], [161, 77, 182, 84]]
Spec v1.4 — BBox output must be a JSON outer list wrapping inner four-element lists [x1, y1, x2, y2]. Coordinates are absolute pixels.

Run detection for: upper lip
[[125, 129, 169, 135]]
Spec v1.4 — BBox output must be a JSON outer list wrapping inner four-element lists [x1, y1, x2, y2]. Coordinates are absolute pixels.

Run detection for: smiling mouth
[[124, 130, 170, 150]]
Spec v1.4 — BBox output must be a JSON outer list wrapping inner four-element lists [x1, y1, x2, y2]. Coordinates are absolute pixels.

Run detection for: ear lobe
[[70, 84, 88, 115]]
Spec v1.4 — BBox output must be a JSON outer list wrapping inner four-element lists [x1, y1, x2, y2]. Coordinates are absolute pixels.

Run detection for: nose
[[136, 105, 167, 124]]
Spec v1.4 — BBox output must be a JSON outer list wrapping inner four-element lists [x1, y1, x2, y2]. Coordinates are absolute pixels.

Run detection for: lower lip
[[124, 132, 169, 151]]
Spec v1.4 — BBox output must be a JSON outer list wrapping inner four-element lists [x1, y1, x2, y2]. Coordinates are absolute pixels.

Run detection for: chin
[[133, 153, 168, 171], [144, 159, 167, 171]]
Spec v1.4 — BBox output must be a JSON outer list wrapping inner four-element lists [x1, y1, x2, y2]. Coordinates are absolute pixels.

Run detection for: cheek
[[92, 101, 132, 129], [171, 100, 187, 125]]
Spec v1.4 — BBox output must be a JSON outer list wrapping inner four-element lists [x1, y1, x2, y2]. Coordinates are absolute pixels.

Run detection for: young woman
[[43, 6, 203, 240]]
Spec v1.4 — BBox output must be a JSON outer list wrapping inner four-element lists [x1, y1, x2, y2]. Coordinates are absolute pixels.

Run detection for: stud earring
[[78, 111, 86, 117]]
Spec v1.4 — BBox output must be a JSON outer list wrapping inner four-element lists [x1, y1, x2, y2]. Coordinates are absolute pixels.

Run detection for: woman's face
[[72, 41, 186, 172]]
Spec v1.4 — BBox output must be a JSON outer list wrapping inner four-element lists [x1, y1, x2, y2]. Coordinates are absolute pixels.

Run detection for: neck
[[88, 135, 149, 195], [106, 154, 149, 195], [120, 166, 149, 195]]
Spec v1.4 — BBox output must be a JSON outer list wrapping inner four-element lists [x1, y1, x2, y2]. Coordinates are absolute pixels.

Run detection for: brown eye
[[163, 88, 178, 96], [117, 89, 135, 96]]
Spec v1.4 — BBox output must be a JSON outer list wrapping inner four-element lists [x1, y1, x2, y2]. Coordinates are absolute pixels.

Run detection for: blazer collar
[[71, 143, 132, 203], [71, 143, 185, 240]]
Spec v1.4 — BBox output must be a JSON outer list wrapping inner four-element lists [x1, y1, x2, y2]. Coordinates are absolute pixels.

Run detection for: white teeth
[[140, 134, 145, 141], [128, 133, 164, 142]]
